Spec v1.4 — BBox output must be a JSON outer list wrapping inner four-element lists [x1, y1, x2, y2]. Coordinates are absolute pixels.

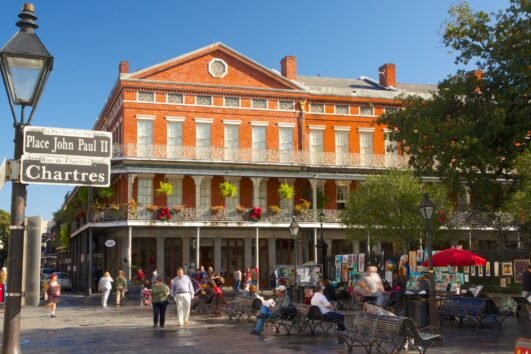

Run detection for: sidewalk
[[0, 293, 528, 353]]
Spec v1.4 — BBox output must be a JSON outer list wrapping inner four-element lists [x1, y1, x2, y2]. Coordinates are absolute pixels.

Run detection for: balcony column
[[250, 177, 263, 207], [156, 236, 165, 280], [214, 237, 222, 276], [192, 176, 204, 217], [195, 227, 201, 269], [126, 227, 132, 280], [127, 174, 137, 201]]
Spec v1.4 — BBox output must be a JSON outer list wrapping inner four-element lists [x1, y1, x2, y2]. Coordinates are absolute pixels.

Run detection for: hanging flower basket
[[250, 207, 262, 222], [171, 205, 186, 214], [158, 207, 171, 221], [156, 181, 174, 196], [219, 181, 237, 198], [294, 198, 311, 214]]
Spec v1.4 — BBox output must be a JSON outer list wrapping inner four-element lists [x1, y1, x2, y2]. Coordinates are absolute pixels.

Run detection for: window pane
[[252, 126, 266, 162], [137, 120, 153, 157], [138, 91, 155, 102], [310, 130, 323, 164], [310, 103, 324, 113], [196, 95, 212, 105], [360, 132, 373, 166], [252, 99, 267, 109], [335, 104, 349, 114], [167, 93, 183, 104], [167, 122, 183, 158], [200, 179, 211, 208], [138, 178, 153, 206], [196, 123, 211, 159], [335, 131, 349, 165], [360, 105, 373, 116], [279, 100, 294, 111], [224, 97, 240, 107], [279, 127, 293, 162], [224, 125, 239, 160]]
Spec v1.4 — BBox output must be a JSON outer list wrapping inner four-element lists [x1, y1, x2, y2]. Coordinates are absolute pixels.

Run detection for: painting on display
[[494, 262, 500, 277], [514, 259, 528, 284], [500, 278, 507, 288], [501, 262, 513, 276], [358, 254, 365, 273], [435, 271, 443, 282], [464, 274, 469, 283], [485, 262, 491, 277], [456, 273, 465, 285], [416, 249, 423, 263], [464, 266, 470, 274], [351, 254, 358, 272], [348, 255, 355, 268], [342, 255, 349, 264], [409, 251, 417, 273], [341, 263, 349, 282], [471, 266, 476, 276], [335, 255, 342, 267], [335, 266, 341, 282], [478, 266, 483, 277]]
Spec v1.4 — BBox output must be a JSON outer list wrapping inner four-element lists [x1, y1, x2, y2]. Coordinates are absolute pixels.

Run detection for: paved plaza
[[0, 293, 529, 354]]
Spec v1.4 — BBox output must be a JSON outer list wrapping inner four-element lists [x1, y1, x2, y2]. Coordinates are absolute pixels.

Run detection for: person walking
[[151, 277, 170, 328], [359, 266, 384, 305], [46, 273, 61, 317], [250, 266, 258, 286], [98, 271, 114, 307], [523, 263, 531, 298], [170, 267, 195, 326], [151, 268, 159, 285], [115, 270, 127, 306], [233, 267, 242, 293]]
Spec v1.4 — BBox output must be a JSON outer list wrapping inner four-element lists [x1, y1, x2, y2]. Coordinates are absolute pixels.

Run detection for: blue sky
[[0, 0, 508, 221]]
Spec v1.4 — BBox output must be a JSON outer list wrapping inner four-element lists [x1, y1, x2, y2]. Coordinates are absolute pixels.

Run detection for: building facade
[[68, 43, 437, 291]]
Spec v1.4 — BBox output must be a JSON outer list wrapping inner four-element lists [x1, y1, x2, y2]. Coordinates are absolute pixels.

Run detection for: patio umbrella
[[422, 248, 487, 267]]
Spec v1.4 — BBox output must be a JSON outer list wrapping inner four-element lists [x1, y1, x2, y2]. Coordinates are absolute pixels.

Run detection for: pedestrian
[[311, 285, 345, 330], [151, 277, 170, 328], [45, 273, 61, 317], [136, 268, 144, 282], [359, 266, 384, 306], [523, 263, 531, 298], [250, 266, 258, 286], [115, 270, 127, 306], [233, 267, 242, 293], [170, 267, 195, 326], [151, 268, 158, 285], [269, 267, 277, 289], [98, 271, 114, 307]]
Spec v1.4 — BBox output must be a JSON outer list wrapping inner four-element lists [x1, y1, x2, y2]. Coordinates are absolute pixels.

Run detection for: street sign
[[23, 126, 112, 158], [0, 159, 5, 191], [20, 155, 110, 187], [104, 240, 116, 248]]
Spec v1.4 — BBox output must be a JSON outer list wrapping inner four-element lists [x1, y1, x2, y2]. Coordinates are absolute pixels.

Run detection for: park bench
[[333, 312, 443, 354], [223, 297, 262, 321], [438, 296, 512, 328], [292, 303, 343, 334]]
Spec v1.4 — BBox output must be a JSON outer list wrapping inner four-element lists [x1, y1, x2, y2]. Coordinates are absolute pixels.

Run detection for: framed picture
[[464, 266, 470, 274], [358, 254, 365, 273], [478, 266, 483, 277], [501, 262, 513, 276], [514, 259, 529, 284], [494, 261, 499, 277], [500, 278, 507, 288], [471, 266, 476, 276], [485, 262, 491, 277], [464, 274, 469, 283]]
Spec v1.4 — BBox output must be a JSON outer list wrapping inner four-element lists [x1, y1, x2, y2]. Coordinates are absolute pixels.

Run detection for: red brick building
[[68, 43, 436, 290]]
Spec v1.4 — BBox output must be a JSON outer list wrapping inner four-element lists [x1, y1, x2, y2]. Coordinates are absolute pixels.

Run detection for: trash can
[[404, 294, 428, 327]]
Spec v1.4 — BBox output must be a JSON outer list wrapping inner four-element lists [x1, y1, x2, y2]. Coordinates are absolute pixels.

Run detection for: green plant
[[294, 198, 311, 214], [96, 187, 113, 201], [156, 181, 174, 196], [278, 183, 295, 200], [128, 199, 137, 217], [269, 205, 280, 214], [219, 181, 237, 198]]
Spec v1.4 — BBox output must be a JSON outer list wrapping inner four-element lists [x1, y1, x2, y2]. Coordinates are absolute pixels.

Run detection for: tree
[[379, 0, 531, 204], [341, 171, 452, 252], [504, 149, 531, 224]]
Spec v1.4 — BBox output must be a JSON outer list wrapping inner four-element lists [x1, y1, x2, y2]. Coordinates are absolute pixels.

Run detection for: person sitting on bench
[[311, 285, 346, 331]]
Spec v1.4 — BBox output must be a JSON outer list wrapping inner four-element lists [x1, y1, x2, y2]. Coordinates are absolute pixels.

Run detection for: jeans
[[152, 301, 168, 327], [254, 305, 272, 333], [233, 280, 241, 292], [323, 311, 345, 331]]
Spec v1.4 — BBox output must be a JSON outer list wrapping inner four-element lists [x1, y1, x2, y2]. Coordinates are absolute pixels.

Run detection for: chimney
[[119, 60, 129, 74], [281, 56, 297, 80], [378, 63, 396, 88]]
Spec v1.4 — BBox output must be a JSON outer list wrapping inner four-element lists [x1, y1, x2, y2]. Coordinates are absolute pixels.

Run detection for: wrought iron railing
[[112, 144, 409, 169]]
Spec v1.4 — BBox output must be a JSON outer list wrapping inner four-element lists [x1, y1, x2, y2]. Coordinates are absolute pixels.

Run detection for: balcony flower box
[[235, 205, 247, 214], [171, 205, 186, 214], [268, 205, 280, 215], [158, 207, 171, 221], [250, 207, 262, 222], [294, 198, 311, 215], [211, 205, 225, 214]]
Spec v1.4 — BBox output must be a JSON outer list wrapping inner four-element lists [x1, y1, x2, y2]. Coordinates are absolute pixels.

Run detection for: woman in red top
[[46, 273, 61, 317]]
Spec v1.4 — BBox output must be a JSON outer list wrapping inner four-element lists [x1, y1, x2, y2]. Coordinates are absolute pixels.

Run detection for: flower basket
[[171, 205, 186, 214], [109, 203, 120, 211], [235, 205, 246, 214], [145, 204, 159, 212], [158, 207, 171, 221], [156, 181, 174, 196], [219, 181, 237, 198], [278, 183, 294, 200], [249, 207, 262, 222], [294, 198, 311, 215], [211, 205, 225, 214], [128, 199, 137, 217], [268, 205, 280, 214]]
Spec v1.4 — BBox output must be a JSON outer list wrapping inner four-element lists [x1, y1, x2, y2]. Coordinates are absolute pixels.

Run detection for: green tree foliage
[[504, 149, 531, 224], [341, 171, 452, 251], [379, 0, 530, 202]]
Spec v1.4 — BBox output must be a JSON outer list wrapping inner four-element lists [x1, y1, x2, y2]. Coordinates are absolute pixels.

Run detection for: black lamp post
[[0, 4, 53, 354], [317, 209, 328, 279], [289, 217, 299, 272], [418, 193, 437, 327]]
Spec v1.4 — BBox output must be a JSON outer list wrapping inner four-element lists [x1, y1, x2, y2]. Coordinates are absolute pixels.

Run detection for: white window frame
[[335, 182, 349, 210], [278, 124, 295, 163], [166, 117, 184, 158], [334, 127, 350, 165], [358, 128, 374, 166], [137, 177, 153, 206], [251, 98, 268, 109], [359, 105, 374, 116], [224, 97, 240, 108], [199, 177, 212, 209], [166, 176, 184, 207], [309, 103, 325, 114], [309, 126, 325, 165], [136, 115, 155, 157], [196, 95, 212, 106], [137, 91, 155, 102], [335, 104, 349, 115], [223, 122, 240, 161], [279, 100, 295, 111], [251, 123, 267, 162], [195, 118, 213, 160], [166, 93, 184, 104], [383, 128, 399, 167]]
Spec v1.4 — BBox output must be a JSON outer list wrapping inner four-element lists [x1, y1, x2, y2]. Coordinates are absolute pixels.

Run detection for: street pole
[[426, 214, 437, 327], [2, 124, 26, 354]]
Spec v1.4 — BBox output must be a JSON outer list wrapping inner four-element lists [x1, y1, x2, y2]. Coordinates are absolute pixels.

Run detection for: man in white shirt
[[311, 284, 345, 331], [233, 268, 242, 293], [170, 267, 195, 326]]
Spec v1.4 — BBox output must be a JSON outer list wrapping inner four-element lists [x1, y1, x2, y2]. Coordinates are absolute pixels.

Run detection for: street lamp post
[[0, 4, 53, 354], [289, 217, 299, 271], [317, 209, 328, 279], [418, 193, 437, 327]]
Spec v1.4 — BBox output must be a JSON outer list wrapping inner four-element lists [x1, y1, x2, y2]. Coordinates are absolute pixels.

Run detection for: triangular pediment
[[125, 43, 302, 90]]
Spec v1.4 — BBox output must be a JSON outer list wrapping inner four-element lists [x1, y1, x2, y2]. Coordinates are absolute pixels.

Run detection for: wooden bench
[[438, 296, 512, 328], [333, 312, 443, 354]]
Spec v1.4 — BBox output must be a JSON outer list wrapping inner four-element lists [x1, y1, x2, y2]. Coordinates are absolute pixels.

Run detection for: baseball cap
[[275, 285, 286, 292]]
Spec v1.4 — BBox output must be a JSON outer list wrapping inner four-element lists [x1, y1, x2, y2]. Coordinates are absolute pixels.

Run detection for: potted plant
[[171, 205, 186, 214], [250, 207, 262, 222], [294, 198, 311, 215], [109, 203, 121, 211], [158, 207, 171, 221], [278, 183, 295, 200], [156, 181, 173, 196], [268, 205, 280, 214], [235, 205, 246, 214], [219, 181, 237, 198], [146, 204, 159, 212], [128, 199, 137, 218], [211, 205, 225, 214]]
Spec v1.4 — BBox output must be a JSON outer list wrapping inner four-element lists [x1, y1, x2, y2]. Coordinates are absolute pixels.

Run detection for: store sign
[[20, 155, 110, 187], [24, 126, 112, 158]]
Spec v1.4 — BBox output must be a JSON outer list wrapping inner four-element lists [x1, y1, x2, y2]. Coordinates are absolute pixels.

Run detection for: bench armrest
[[419, 326, 442, 337]]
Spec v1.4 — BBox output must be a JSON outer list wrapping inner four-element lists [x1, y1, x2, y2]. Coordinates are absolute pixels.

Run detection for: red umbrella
[[422, 248, 487, 267]]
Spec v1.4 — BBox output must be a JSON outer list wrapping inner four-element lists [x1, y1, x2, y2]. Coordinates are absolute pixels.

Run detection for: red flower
[[159, 207, 171, 221], [250, 207, 262, 222]]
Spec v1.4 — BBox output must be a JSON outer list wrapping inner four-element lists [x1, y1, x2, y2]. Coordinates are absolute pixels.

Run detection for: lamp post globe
[[418, 193, 438, 327], [0, 4, 53, 354]]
